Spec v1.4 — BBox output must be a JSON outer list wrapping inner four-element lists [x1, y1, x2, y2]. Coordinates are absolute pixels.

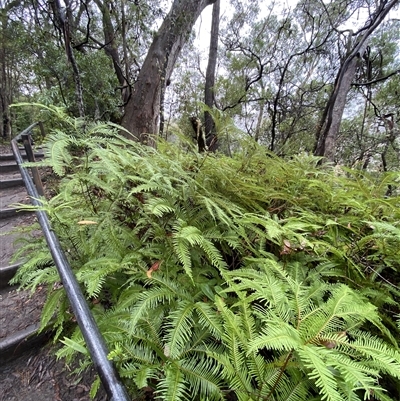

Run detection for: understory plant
[[12, 111, 400, 400]]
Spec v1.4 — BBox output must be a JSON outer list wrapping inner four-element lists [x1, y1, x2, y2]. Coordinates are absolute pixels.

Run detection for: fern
[[12, 113, 400, 400]]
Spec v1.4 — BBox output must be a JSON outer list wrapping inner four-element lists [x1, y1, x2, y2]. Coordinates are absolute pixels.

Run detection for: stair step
[[0, 263, 22, 289], [0, 152, 44, 162], [0, 163, 20, 173], [0, 208, 34, 219], [0, 178, 24, 189], [0, 323, 52, 364], [0, 284, 51, 363]]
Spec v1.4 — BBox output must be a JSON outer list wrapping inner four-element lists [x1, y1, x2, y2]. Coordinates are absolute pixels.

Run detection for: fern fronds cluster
[[13, 115, 400, 400]]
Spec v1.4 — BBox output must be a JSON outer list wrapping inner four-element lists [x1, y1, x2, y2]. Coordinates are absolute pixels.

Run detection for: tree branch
[[352, 69, 400, 86]]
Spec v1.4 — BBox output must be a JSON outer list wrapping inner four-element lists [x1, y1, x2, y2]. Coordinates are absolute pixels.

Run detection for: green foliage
[[13, 117, 400, 400]]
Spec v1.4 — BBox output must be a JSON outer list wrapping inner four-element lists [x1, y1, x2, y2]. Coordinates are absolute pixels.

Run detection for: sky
[[194, 0, 400, 52]]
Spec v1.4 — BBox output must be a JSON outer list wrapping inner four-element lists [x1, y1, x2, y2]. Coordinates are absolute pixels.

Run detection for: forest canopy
[[1, 0, 399, 165]]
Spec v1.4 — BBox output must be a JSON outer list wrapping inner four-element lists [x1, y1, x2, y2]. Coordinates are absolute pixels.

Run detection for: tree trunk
[[49, 0, 85, 117], [93, 0, 130, 104], [121, 0, 216, 146], [1, 0, 20, 138], [0, 17, 10, 138], [254, 91, 266, 143], [314, 0, 398, 161], [314, 39, 368, 161], [204, 0, 220, 151]]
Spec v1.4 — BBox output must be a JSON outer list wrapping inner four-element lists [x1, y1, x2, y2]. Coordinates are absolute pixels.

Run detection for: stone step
[[0, 263, 22, 289], [0, 207, 33, 219], [0, 285, 52, 364], [0, 178, 24, 189], [0, 323, 52, 364], [0, 152, 44, 162], [0, 163, 20, 173]]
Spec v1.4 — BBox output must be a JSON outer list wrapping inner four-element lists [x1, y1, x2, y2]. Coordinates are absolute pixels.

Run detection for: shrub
[[13, 117, 400, 400]]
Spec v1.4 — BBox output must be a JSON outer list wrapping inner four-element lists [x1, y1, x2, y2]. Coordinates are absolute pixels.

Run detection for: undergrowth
[[12, 111, 400, 400]]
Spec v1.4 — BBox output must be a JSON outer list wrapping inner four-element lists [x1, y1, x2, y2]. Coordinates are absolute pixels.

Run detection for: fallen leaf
[[153, 260, 162, 270], [280, 239, 293, 255], [146, 260, 163, 278]]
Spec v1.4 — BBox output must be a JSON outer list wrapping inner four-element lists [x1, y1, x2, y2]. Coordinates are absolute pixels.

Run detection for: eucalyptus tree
[[49, 0, 85, 116], [0, 0, 116, 121], [0, 0, 21, 137], [211, 0, 400, 162], [335, 20, 400, 170], [314, 0, 399, 161], [0, 0, 55, 133], [90, 0, 168, 109], [215, 0, 336, 154], [41, 0, 218, 145], [204, 0, 220, 150], [121, 0, 217, 145], [2, 0, 174, 126]]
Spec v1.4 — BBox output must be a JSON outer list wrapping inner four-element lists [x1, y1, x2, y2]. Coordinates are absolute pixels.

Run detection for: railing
[[11, 123, 131, 401]]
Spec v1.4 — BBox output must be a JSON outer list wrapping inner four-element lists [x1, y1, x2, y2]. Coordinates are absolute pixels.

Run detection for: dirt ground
[[0, 343, 108, 401], [0, 285, 47, 340], [0, 142, 111, 400]]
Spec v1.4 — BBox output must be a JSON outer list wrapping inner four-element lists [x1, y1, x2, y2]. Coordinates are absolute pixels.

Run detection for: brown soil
[[0, 344, 108, 401], [0, 285, 47, 340]]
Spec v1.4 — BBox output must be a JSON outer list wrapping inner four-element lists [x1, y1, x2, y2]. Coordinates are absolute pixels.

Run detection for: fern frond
[[194, 302, 224, 339], [165, 300, 195, 359], [343, 332, 400, 379], [40, 288, 65, 331], [156, 361, 189, 401], [180, 356, 224, 400], [298, 345, 343, 401], [248, 315, 302, 352]]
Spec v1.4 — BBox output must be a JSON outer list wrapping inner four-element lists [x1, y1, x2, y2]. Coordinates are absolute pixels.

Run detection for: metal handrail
[[11, 123, 131, 401]]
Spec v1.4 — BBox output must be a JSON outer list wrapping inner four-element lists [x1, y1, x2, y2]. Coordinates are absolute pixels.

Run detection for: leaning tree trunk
[[121, 0, 216, 146], [314, 0, 398, 161], [313, 39, 369, 161], [204, 0, 220, 151]]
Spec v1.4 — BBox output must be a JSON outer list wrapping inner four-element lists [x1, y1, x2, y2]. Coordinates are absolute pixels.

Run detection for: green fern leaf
[[40, 288, 64, 331], [298, 345, 342, 401], [165, 301, 195, 359], [156, 361, 189, 401]]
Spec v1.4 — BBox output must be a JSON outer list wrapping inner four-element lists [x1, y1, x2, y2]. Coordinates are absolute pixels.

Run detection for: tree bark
[[254, 81, 266, 143], [121, 0, 216, 146], [314, 0, 398, 161], [0, 14, 10, 138], [204, 0, 220, 151], [93, 0, 130, 104], [49, 0, 85, 117], [0, 0, 21, 138]]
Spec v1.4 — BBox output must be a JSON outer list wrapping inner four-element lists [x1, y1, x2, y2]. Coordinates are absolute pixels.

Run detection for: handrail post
[[21, 133, 45, 197], [38, 121, 46, 140]]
